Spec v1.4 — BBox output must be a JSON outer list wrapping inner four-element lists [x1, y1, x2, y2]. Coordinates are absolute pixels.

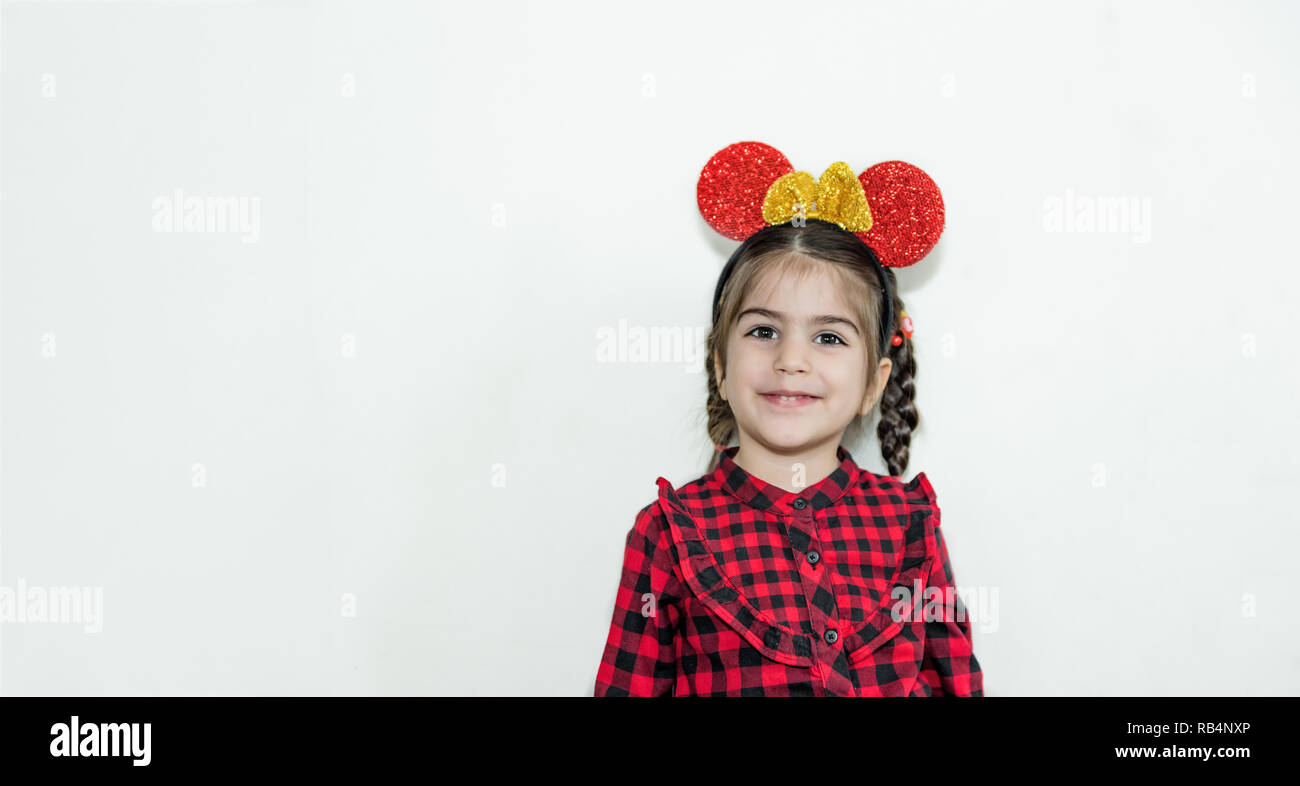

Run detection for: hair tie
[[890, 309, 914, 347], [697, 141, 943, 356]]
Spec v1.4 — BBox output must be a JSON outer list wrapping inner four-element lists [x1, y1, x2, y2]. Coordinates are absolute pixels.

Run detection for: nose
[[774, 337, 810, 375]]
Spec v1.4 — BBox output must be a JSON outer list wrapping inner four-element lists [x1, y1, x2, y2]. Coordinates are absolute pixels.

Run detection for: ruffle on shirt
[[841, 471, 940, 664], [652, 471, 940, 668]]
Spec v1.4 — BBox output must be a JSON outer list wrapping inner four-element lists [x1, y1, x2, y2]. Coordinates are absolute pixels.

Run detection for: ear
[[859, 357, 893, 415]]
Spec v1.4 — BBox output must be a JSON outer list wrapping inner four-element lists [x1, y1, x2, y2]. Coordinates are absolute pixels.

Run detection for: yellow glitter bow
[[760, 161, 873, 233]]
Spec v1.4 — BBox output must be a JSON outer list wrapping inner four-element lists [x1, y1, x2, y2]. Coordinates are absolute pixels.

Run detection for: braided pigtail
[[875, 266, 918, 477], [704, 325, 735, 475]]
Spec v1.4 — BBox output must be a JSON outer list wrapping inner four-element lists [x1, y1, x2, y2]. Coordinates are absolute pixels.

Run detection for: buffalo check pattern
[[594, 445, 984, 696]]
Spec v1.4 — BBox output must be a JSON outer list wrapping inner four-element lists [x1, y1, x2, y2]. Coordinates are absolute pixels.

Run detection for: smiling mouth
[[760, 394, 820, 408]]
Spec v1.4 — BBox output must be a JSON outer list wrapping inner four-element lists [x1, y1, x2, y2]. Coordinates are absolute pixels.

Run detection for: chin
[[751, 426, 822, 449]]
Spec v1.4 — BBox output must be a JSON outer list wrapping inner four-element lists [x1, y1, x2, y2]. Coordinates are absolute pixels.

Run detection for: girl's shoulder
[[627, 473, 694, 535], [624, 470, 717, 543], [899, 471, 939, 514], [850, 465, 940, 509]]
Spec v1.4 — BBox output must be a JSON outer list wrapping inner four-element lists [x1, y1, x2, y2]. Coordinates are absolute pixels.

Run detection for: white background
[[2, 0, 1297, 696]]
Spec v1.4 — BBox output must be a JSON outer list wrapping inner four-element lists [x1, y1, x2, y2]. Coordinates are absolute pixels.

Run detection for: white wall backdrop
[[2, 0, 1297, 696]]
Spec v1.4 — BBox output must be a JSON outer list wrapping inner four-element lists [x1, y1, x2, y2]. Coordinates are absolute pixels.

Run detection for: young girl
[[594, 142, 984, 697]]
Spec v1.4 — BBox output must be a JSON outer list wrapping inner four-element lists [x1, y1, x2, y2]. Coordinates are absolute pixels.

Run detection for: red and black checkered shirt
[[594, 444, 984, 696]]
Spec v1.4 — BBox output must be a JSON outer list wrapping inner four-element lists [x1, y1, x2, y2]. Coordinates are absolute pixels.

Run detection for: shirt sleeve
[[593, 502, 683, 697], [595, 498, 686, 696], [918, 523, 985, 696]]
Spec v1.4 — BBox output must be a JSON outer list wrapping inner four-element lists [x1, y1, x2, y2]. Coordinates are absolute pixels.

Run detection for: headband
[[697, 141, 943, 356]]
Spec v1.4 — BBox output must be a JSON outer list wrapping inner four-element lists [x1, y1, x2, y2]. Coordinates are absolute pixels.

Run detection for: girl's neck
[[732, 437, 842, 494]]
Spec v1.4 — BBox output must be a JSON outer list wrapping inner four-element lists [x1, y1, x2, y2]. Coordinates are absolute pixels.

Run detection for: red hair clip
[[891, 309, 914, 347]]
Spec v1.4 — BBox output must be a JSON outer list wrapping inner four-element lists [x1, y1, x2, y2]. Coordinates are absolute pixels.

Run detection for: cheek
[[727, 345, 763, 377], [827, 362, 870, 399], [824, 355, 864, 380]]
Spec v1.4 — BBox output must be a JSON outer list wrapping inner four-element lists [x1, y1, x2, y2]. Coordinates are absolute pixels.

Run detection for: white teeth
[[778, 395, 806, 401]]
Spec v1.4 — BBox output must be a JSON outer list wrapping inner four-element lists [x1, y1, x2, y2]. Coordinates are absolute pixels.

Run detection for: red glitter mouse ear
[[854, 161, 945, 268], [697, 141, 794, 241]]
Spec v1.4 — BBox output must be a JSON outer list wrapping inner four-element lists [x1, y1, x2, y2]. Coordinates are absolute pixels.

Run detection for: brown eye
[[745, 326, 777, 340], [815, 332, 847, 346]]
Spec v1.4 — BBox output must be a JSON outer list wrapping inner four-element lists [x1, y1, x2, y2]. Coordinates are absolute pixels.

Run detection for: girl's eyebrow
[[737, 307, 860, 337]]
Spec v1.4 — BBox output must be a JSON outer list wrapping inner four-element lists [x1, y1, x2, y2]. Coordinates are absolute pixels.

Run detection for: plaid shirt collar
[[714, 444, 859, 515]]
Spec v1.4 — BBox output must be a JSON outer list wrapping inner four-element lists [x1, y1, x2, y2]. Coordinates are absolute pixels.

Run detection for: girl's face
[[714, 264, 892, 456]]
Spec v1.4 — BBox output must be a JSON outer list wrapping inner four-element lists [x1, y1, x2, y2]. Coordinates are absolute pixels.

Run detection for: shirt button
[[824, 629, 838, 644], [806, 550, 820, 565], [792, 498, 807, 510]]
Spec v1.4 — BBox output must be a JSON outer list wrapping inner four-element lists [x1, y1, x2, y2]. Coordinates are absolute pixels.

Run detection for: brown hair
[[705, 219, 918, 477]]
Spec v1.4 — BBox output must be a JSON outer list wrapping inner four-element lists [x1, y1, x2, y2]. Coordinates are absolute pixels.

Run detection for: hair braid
[[875, 267, 918, 477], [704, 326, 735, 474]]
